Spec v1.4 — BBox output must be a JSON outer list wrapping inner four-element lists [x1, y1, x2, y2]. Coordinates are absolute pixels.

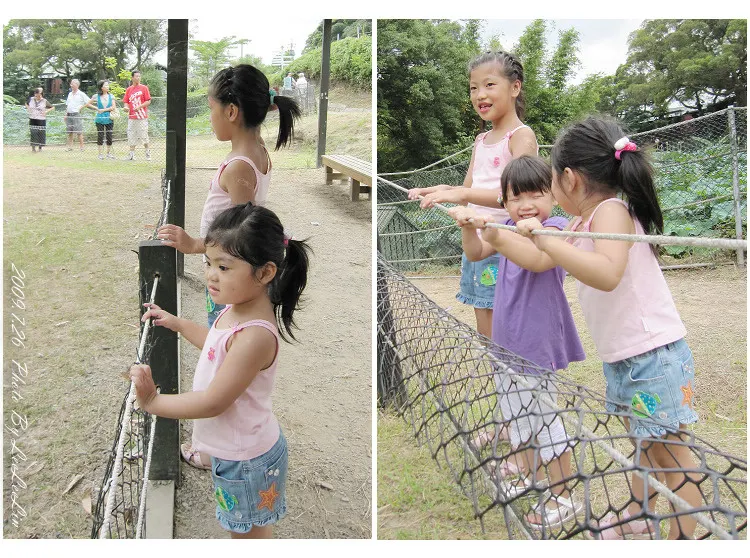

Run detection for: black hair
[[209, 64, 302, 150], [468, 51, 525, 120], [98, 80, 110, 93], [500, 155, 552, 207], [132, 70, 141, 77], [204, 203, 311, 342], [33, 87, 43, 95], [551, 117, 663, 253]]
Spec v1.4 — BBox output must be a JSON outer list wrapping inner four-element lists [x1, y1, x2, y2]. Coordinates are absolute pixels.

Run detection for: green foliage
[[377, 20, 481, 173], [612, 19, 747, 130], [190, 36, 242, 83], [285, 36, 371, 89], [303, 19, 372, 54], [653, 140, 747, 257], [2, 20, 166, 101]]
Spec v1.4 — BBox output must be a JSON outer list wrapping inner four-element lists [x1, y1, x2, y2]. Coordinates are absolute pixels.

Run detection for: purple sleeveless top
[[491, 216, 585, 371]]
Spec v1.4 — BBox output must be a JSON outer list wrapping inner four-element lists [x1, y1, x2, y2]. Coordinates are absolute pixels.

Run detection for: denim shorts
[[210, 431, 288, 533], [602, 338, 698, 438], [456, 252, 499, 309], [206, 287, 227, 328]]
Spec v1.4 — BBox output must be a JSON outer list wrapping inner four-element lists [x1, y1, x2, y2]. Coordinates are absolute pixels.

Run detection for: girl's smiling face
[[469, 62, 520, 122], [504, 188, 555, 224]]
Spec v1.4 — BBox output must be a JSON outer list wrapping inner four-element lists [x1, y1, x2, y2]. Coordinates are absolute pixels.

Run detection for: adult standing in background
[[86, 80, 119, 159], [122, 70, 152, 161], [283, 71, 296, 93], [65, 79, 90, 151], [25, 87, 54, 153]]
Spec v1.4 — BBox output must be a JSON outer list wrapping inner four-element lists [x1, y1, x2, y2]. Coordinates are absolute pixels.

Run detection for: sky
[[481, 20, 645, 85], [179, 18, 324, 66]]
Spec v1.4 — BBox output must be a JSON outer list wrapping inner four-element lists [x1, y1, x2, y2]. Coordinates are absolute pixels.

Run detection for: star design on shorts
[[257, 482, 279, 512], [681, 381, 694, 408]]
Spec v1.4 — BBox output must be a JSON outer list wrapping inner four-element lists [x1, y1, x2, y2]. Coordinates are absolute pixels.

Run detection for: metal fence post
[[727, 107, 745, 268]]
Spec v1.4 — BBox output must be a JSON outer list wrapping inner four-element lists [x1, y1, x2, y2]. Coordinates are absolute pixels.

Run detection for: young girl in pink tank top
[[517, 117, 701, 539], [156, 64, 301, 328], [407, 51, 538, 340], [130, 203, 311, 538]]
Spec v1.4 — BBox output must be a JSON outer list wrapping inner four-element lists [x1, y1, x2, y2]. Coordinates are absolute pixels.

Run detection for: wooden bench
[[321, 154, 372, 201]]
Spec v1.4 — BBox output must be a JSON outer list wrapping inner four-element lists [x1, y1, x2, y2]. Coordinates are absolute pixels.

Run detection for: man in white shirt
[[65, 79, 90, 151]]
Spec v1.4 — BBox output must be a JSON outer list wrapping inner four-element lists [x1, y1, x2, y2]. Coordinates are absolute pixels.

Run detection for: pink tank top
[[569, 198, 686, 363], [199, 153, 272, 238], [191, 310, 281, 461], [467, 125, 534, 233]]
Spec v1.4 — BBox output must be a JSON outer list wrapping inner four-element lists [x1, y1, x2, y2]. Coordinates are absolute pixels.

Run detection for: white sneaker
[[98, 154, 104, 160], [145, 151, 152, 161], [107, 153, 115, 159], [127, 152, 135, 161]]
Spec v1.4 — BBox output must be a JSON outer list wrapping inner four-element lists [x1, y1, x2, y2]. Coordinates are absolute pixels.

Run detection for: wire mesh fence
[[91, 271, 160, 539], [377, 254, 747, 539], [377, 108, 748, 274], [4, 82, 367, 170]]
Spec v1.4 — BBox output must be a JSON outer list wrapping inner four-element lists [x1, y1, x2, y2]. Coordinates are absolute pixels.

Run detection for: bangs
[[501, 156, 552, 201]]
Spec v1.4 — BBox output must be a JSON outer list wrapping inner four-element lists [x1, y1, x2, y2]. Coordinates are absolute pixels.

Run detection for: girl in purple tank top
[[407, 51, 538, 340], [449, 156, 585, 532], [130, 203, 311, 538], [517, 118, 701, 539]]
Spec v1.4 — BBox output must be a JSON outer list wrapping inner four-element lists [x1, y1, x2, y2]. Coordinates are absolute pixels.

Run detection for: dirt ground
[[377, 265, 747, 539], [403, 265, 748, 449], [2, 147, 372, 538]]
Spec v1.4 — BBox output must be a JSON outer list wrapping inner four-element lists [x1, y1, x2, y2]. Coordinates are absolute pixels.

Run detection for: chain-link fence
[[377, 108, 748, 274], [4, 83, 368, 169], [378, 254, 747, 539]]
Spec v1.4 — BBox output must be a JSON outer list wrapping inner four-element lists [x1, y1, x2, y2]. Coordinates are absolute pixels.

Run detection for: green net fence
[[378, 107, 748, 274]]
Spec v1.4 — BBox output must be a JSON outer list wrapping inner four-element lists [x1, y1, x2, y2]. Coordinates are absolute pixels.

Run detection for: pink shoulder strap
[[583, 198, 628, 231], [505, 124, 529, 139], [225, 319, 280, 363]]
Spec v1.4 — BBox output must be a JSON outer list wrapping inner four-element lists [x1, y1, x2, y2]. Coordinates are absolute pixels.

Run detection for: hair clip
[[614, 137, 637, 160]]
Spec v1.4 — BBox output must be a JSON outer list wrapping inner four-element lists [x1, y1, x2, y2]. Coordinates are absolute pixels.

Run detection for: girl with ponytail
[[130, 202, 311, 538], [157, 64, 302, 328], [516, 117, 701, 539]]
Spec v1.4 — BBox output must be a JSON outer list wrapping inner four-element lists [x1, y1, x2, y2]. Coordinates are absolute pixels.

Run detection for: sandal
[[595, 509, 653, 540], [526, 492, 582, 531], [487, 460, 549, 499], [180, 443, 211, 470]]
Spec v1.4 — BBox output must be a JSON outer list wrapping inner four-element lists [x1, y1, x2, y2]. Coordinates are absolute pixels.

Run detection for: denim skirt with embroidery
[[210, 431, 288, 533], [456, 252, 499, 309], [602, 338, 698, 438]]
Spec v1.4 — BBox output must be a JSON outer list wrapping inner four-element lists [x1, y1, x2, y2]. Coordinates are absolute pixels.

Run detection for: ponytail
[[205, 203, 312, 343], [617, 147, 663, 238], [209, 64, 301, 150], [269, 237, 311, 341], [552, 117, 663, 254], [270, 94, 302, 150]]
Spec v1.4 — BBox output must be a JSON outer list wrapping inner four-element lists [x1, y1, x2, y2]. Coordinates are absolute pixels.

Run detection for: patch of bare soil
[[3, 153, 372, 539]]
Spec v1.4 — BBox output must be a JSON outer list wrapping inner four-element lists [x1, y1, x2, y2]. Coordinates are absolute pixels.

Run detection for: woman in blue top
[[86, 80, 119, 159]]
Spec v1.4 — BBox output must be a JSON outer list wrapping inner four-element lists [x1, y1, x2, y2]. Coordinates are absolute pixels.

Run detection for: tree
[[3, 19, 166, 101], [303, 19, 372, 53], [190, 36, 241, 82], [617, 19, 747, 122], [377, 19, 482, 172]]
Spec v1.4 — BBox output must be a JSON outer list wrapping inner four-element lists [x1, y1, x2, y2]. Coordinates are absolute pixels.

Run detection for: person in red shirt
[[122, 70, 152, 160]]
